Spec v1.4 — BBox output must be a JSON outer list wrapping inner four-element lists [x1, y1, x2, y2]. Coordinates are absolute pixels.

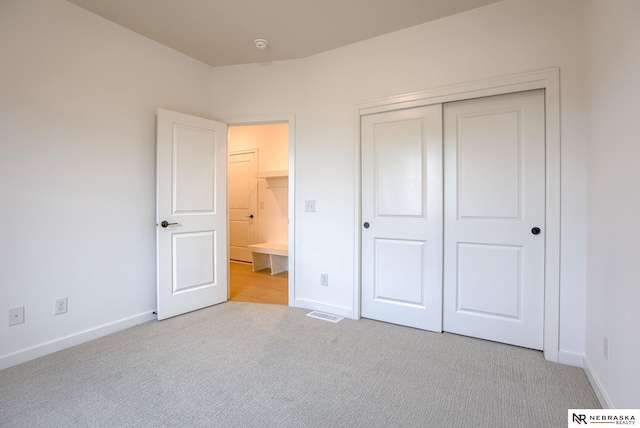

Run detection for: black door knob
[[363, 222, 370, 229], [161, 221, 178, 228], [531, 227, 541, 235]]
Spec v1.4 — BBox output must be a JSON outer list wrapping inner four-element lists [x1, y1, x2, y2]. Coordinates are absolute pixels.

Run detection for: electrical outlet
[[9, 306, 25, 326], [55, 297, 68, 315], [320, 273, 329, 286], [305, 200, 316, 212], [603, 336, 609, 361]]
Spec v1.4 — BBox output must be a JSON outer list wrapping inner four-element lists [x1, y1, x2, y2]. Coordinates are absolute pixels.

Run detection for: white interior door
[[361, 105, 443, 331], [443, 90, 545, 349], [228, 150, 257, 262], [156, 108, 228, 320]]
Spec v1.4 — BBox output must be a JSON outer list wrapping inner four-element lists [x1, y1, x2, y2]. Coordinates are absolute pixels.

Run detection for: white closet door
[[361, 105, 443, 332], [443, 90, 545, 350]]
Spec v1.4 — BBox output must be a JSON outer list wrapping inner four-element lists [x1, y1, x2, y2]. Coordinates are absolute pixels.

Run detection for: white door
[[156, 108, 228, 320], [228, 150, 257, 262], [361, 105, 443, 331], [443, 90, 545, 349]]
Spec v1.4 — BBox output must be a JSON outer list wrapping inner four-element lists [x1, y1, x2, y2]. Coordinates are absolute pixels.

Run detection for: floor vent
[[306, 311, 343, 323]]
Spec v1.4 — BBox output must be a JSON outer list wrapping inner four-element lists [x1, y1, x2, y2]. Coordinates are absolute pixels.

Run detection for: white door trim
[[222, 113, 296, 307], [353, 68, 561, 362]]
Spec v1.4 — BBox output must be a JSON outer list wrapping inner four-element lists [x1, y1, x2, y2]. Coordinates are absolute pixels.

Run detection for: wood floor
[[229, 261, 288, 305]]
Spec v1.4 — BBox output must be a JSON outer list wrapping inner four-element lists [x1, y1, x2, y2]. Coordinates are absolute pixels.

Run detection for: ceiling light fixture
[[254, 39, 269, 50]]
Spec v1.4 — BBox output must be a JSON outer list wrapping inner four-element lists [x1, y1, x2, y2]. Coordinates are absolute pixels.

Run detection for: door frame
[[353, 68, 561, 362], [223, 113, 296, 307]]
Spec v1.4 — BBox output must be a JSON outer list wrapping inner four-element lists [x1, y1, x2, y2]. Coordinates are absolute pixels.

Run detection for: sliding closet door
[[443, 90, 545, 350], [361, 105, 443, 332]]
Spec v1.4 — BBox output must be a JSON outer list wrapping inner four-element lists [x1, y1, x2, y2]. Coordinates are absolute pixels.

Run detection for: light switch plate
[[305, 200, 315, 212]]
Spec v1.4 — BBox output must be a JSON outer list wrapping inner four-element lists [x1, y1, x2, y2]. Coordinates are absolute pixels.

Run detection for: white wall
[[0, 0, 213, 368], [229, 124, 289, 244], [211, 0, 588, 363], [584, 1, 640, 408]]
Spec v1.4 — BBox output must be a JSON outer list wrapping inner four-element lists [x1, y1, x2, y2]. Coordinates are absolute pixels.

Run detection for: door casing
[[354, 68, 561, 363]]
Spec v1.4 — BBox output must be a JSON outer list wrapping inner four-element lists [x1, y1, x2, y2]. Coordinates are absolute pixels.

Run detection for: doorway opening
[[227, 123, 289, 305]]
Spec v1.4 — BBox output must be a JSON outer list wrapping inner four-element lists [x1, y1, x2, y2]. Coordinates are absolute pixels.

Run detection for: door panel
[[361, 105, 443, 332], [456, 243, 521, 318], [443, 90, 545, 350], [173, 125, 216, 213], [457, 111, 520, 219], [172, 231, 216, 292], [374, 238, 426, 305], [156, 108, 227, 320], [375, 119, 425, 217], [228, 150, 257, 262]]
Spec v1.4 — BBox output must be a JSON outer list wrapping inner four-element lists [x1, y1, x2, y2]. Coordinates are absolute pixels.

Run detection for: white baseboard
[[0, 312, 156, 371], [294, 298, 354, 319], [583, 356, 614, 409], [558, 350, 585, 367]]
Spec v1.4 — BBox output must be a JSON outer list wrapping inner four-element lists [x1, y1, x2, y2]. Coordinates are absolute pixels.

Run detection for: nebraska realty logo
[[569, 409, 639, 425]]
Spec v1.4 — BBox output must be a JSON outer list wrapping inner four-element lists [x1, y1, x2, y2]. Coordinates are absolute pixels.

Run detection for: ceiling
[[65, 0, 501, 67]]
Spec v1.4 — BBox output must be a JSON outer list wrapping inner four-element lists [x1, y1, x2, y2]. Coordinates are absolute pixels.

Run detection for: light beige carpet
[[0, 302, 599, 427]]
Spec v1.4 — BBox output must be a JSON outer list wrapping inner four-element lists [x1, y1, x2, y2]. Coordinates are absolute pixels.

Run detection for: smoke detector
[[254, 39, 269, 50]]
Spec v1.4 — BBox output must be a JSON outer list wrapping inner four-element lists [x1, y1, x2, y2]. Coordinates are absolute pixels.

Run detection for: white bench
[[247, 243, 288, 275]]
